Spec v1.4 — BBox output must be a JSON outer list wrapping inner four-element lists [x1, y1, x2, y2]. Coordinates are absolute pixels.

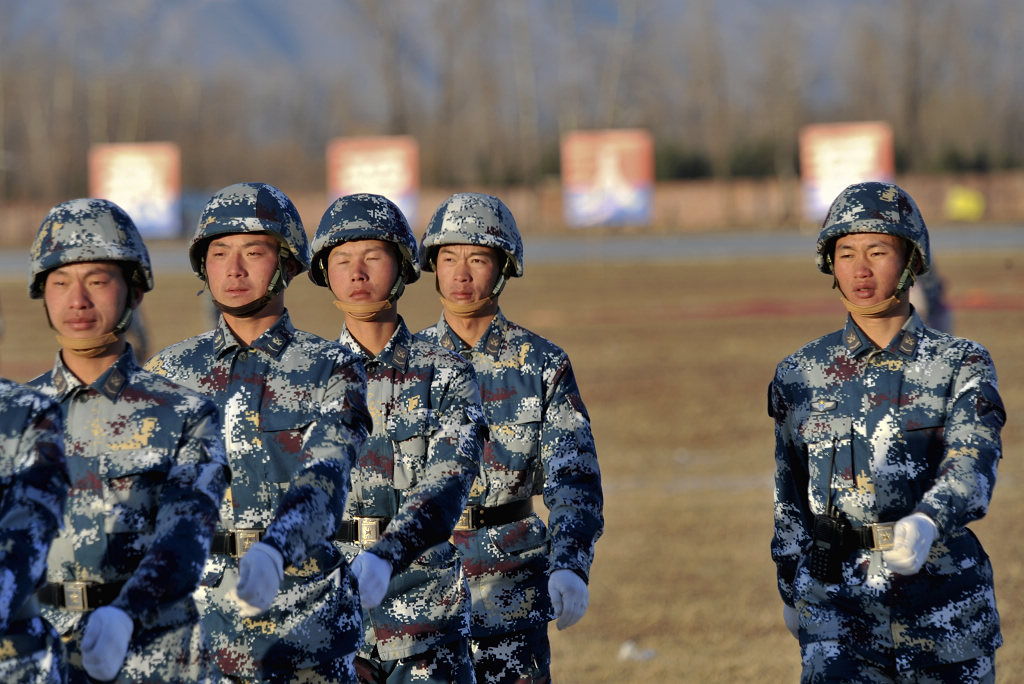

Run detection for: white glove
[[782, 604, 799, 639], [350, 551, 392, 609], [81, 605, 133, 681], [549, 569, 589, 631], [234, 542, 284, 616], [882, 512, 938, 576]]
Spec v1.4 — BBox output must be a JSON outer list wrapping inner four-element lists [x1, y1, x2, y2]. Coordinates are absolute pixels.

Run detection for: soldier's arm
[[540, 355, 603, 583], [368, 361, 486, 572], [0, 397, 68, 633], [916, 343, 1005, 534], [112, 399, 229, 629], [261, 355, 370, 567]]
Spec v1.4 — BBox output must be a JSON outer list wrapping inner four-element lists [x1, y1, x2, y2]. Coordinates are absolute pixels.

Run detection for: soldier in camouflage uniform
[[0, 378, 69, 683], [769, 182, 1005, 682], [26, 198, 231, 683], [145, 182, 372, 682], [309, 193, 486, 683], [416, 193, 604, 683]]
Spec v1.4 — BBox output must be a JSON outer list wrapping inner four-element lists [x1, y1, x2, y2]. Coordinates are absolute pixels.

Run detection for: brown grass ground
[[1, 248, 1021, 683]]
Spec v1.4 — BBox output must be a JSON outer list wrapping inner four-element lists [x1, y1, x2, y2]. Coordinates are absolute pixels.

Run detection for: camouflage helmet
[[309, 193, 420, 288], [189, 182, 310, 280], [816, 181, 931, 276], [29, 198, 153, 299], [419, 192, 524, 278]]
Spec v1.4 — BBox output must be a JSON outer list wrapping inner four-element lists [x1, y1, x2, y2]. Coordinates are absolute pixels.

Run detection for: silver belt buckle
[[453, 506, 478, 531], [355, 516, 385, 548], [63, 581, 89, 612], [235, 529, 264, 556], [870, 523, 896, 551]]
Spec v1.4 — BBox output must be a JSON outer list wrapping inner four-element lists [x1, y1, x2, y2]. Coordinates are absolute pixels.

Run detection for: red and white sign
[[561, 129, 654, 227], [89, 142, 182, 239], [326, 136, 420, 226], [800, 121, 895, 222]]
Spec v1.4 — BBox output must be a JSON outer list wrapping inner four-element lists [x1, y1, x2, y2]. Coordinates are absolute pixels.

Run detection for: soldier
[[308, 193, 486, 683], [0, 378, 68, 684], [417, 193, 604, 683], [26, 198, 230, 683], [145, 182, 372, 682], [769, 181, 1005, 681]]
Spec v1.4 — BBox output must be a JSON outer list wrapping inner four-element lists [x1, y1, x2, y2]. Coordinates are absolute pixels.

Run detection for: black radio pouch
[[809, 511, 850, 584]]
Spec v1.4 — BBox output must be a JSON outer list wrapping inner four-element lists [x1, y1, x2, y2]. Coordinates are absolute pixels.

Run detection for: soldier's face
[[204, 233, 282, 307], [43, 261, 130, 338], [435, 244, 501, 303], [832, 233, 907, 304], [326, 239, 400, 304]]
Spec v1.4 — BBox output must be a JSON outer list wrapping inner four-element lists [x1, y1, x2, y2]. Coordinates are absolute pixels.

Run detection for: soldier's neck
[[443, 310, 496, 349], [345, 312, 398, 357], [851, 307, 911, 349], [222, 299, 284, 347], [59, 340, 125, 386]]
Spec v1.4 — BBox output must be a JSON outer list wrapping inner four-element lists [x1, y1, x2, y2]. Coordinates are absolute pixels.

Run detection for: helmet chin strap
[[333, 274, 406, 322], [54, 290, 135, 358], [830, 249, 920, 318]]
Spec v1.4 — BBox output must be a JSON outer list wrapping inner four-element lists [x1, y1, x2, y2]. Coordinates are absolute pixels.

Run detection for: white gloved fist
[[234, 541, 284, 617], [350, 551, 392, 609], [81, 605, 133, 681], [782, 604, 799, 639], [882, 512, 938, 576], [549, 569, 589, 631]]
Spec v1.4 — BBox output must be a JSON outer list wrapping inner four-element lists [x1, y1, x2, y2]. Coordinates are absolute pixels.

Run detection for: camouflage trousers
[[469, 625, 550, 684], [800, 645, 994, 684], [355, 638, 474, 684], [221, 654, 356, 684], [0, 616, 66, 684]]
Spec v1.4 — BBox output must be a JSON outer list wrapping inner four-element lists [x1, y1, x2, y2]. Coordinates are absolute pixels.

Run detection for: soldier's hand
[[882, 512, 937, 576], [81, 605, 133, 681], [782, 604, 799, 639], [549, 569, 588, 630], [350, 551, 392, 609], [235, 542, 284, 616]]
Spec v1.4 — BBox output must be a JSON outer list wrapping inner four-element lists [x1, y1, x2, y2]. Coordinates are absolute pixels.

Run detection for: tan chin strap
[[439, 296, 496, 319], [55, 332, 120, 358], [840, 294, 903, 317], [333, 299, 393, 322]]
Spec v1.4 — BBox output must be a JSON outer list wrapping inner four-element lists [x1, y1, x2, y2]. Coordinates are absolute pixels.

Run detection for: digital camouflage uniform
[[0, 379, 68, 684], [146, 183, 372, 681], [310, 193, 486, 682], [417, 193, 603, 681], [27, 197, 230, 684], [769, 182, 1004, 681]]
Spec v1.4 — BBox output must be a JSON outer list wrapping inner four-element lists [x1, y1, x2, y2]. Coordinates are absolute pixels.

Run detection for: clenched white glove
[[350, 551, 392, 609], [882, 512, 938, 576], [783, 604, 799, 639], [81, 605, 133, 681], [235, 542, 284, 616], [549, 569, 588, 631]]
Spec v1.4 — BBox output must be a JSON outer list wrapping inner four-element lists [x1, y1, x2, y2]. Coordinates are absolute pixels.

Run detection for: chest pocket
[[799, 409, 854, 511], [99, 447, 172, 536], [259, 407, 315, 484], [385, 409, 439, 490], [901, 409, 946, 490]]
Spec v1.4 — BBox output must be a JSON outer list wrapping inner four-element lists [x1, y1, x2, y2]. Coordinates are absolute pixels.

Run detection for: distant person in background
[[910, 263, 953, 333], [309, 193, 486, 683], [27, 199, 230, 683], [0, 377, 68, 683], [769, 181, 1004, 682], [417, 193, 604, 683]]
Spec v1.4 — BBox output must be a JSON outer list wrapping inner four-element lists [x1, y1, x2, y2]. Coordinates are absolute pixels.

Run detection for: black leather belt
[[849, 522, 896, 551], [335, 516, 391, 547], [211, 528, 265, 557], [454, 499, 534, 531], [37, 580, 126, 612]]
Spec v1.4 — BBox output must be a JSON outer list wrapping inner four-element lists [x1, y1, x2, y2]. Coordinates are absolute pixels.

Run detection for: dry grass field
[[1, 244, 1021, 683]]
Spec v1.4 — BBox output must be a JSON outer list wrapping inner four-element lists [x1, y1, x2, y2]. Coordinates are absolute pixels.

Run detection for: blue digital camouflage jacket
[[146, 310, 371, 678], [419, 310, 603, 637]]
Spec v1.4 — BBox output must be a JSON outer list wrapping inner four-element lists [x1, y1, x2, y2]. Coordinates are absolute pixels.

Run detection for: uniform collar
[[842, 310, 922, 359], [213, 310, 295, 359], [51, 344, 137, 402], [436, 309, 507, 359], [340, 316, 412, 373]]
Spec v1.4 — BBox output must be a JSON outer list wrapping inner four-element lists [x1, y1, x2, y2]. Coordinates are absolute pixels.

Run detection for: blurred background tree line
[[0, 0, 1021, 203]]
